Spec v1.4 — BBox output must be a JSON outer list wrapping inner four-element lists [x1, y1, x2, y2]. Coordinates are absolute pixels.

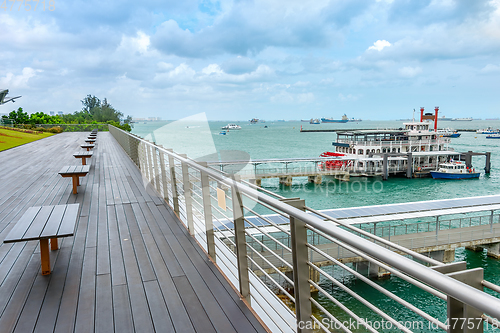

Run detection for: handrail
[[109, 125, 500, 328]]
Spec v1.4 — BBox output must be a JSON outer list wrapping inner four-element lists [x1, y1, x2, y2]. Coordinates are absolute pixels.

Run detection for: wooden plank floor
[[0, 132, 268, 333]]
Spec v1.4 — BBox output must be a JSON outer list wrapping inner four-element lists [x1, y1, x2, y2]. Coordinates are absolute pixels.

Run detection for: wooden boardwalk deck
[[0, 132, 268, 333]]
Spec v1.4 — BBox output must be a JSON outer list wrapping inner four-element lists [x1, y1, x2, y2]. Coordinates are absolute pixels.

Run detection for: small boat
[[430, 161, 480, 179], [486, 134, 500, 139], [436, 128, 460, 138], [310, 118, 320, 124], [221, 124, 241, 130], [219, 131, 227, 135], [249, 118, 259, 124], [476, 127, 500, 134]]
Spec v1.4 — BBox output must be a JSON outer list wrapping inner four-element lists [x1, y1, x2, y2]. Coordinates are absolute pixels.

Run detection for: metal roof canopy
[[215, 194, 500, 231]]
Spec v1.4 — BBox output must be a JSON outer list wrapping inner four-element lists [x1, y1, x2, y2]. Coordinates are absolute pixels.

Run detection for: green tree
[[81, 95, 101, 114], [3, 107, 29, 124]]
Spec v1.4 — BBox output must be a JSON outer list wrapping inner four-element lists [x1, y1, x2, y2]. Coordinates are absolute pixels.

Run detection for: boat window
[[376, 149, 380, 153], [358, 149, 364, 155]]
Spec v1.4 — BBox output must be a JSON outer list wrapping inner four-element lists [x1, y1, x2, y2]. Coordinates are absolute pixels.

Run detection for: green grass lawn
[[0, 128, 55, 151]]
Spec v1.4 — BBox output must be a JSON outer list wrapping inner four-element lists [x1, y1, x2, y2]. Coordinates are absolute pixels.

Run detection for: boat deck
[[0, 132, 267, 333]]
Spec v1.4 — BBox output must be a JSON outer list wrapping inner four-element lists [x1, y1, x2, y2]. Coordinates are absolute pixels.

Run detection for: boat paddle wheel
[[319, 152, 349, 170]]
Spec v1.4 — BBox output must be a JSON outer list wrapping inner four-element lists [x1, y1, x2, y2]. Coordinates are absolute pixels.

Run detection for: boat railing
[[336, 138, 451, 146], [109, 125, 500, 333]]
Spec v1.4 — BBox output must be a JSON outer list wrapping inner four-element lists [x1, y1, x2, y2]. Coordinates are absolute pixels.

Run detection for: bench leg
[[71, 175, 78, 194], [40, 239, 51, 275], [82, 157, 87, 165], [51, 237, 58, 250]]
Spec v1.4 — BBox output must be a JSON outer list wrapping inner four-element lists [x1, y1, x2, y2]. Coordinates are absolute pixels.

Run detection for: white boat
[[486, 134, 500, 139], [476, 127, 499, 134], [310, 118, 320, 124], [430, 161, 479, 179], [328, 111, 459, 175], [436, 128, 460, 138], [221, 124, 241, 130]]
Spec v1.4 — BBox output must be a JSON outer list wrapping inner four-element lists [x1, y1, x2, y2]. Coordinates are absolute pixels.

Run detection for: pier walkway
[[0, 132, 267, 332]]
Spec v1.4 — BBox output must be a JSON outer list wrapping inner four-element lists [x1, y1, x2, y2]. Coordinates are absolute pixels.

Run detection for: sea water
[[133, 119, 500, 332]]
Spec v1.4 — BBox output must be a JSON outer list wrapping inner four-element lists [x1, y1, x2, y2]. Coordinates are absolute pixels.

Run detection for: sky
[[1, 0, 500, 120]]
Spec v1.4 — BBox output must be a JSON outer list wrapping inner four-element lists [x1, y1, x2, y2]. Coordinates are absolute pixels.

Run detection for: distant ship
[[348, 117, 362, 122], [438, 116, 453, 121], [310, 118, 320, 124], [451, 117, 473, 121], [321, 114, 349, 123], [250, 118, 259, 124]]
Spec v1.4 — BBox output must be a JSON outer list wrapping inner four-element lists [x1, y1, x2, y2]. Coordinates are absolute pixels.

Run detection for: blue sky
[[1, 0, 499, 120]]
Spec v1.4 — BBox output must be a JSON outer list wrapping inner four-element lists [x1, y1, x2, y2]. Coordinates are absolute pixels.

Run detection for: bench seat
[[59, 165, 90, 194], [4, 204, 79, 275]]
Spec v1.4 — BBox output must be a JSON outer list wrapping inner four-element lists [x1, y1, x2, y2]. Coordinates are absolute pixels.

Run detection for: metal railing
[[109, 125, 500, 333]]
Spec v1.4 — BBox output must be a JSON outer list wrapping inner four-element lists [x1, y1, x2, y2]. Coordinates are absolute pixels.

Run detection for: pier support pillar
[[482, 242, 500, 259], [368, 262, 390, 279], [443, 249, 455, 263], [279, 176, 293, 186], [382, 154, 388, 180], [406, 153, 413, 178], [308, 175, 322, 184], [425, 249, 455, 263], [354, 261, 369, 275], [485, 152, 491, 173], [465, 151, 472, 169]]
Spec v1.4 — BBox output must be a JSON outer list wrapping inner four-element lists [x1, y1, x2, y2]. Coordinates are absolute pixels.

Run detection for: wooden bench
[[59, 165, 90, 194], [73, 150, 93, 165], [81, 143, 95, 151], [3, 204, 79, 275], [85, 139, 96, 144], [88, 134, 97, 138]]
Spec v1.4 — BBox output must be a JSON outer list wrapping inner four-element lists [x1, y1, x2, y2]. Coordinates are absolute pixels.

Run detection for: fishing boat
[[249, 118, 259, 124], [430, 161, 480, 179], [219, 131, 227, 135], [321, 114, 349, 123], [221, 124, 242, 130], [310, 118, 320, 124], [436, 128, 460, 138], [486, 134, 500, 139]]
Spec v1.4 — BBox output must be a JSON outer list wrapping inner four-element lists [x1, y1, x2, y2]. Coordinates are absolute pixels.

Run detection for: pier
[[0, 132, 266, 332]]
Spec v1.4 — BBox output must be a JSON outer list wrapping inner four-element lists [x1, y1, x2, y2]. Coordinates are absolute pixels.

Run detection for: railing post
[[446, 268, 484, 333], [198, 162, 216, 261], [158, 148, 169, 203], [146, 143, 154, 183], [152, 146, 160, 192], [490, 211, 494, 233], [167, 149, 180, 216], [283, 198, 312, 333], [436, 216, 440, 236], [180, 154, 194, 234], [230, 175, 250, 304]]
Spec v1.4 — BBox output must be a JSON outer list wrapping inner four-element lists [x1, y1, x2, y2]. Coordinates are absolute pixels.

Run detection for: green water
[[133, 119, 500, 332]]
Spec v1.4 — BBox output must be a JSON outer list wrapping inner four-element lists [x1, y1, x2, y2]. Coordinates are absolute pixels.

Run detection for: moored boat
[[486, 134, 500, 139], [221, 124, 242, 130], [430, 161, 480, 179], [436, 128, 460, 138], [477, 127, 500, 134]]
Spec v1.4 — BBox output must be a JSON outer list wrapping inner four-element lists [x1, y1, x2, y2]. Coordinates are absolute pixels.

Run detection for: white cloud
[[202, 64, 224, 76], [338, 93, 360, 101], [480, 64, 500, 73], [0, 67, 42, 88], [399, 66, 423, 77], [118, 31, 150, 55], [368, 40, 392, 51]]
